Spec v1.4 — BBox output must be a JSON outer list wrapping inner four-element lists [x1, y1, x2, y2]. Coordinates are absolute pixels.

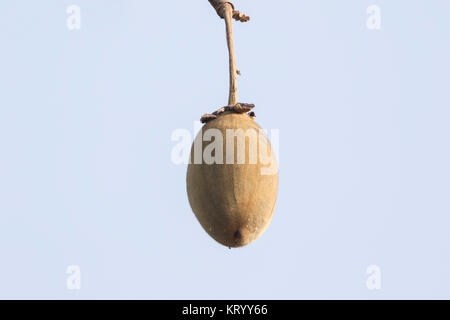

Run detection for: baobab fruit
[[189, 1, 278, 247], [186, 112, 278, 248]]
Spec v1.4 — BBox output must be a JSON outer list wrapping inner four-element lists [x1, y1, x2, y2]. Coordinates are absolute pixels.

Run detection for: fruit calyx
[[200, 103, 255, 124]]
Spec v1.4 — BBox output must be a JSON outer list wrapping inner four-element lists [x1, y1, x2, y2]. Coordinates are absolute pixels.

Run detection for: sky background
[[1, 0, 450, 299]]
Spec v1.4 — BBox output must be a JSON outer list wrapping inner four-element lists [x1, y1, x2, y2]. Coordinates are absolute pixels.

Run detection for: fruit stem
[[209, 1, 250, 106], [223, 3, 237, 106]]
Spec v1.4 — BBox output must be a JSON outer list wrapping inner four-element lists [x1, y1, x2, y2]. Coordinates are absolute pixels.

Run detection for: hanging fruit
[[186, 0, 279, 248]]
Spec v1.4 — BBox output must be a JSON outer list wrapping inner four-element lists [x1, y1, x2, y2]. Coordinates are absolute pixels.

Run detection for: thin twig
[[208, 1, 250, 106], [223, 3, 237, 106], [204, 1, 254, 123]]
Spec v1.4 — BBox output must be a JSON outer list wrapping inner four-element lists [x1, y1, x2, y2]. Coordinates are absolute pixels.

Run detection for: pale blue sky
[[1, 1, 450, 299]]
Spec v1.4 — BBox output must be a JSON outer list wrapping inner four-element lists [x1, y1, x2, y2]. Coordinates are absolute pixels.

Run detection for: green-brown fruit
[[186, 112, 278, 248]]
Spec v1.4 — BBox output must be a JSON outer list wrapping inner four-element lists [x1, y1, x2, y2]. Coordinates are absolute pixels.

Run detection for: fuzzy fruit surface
[[186, 113, 278, 248]]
